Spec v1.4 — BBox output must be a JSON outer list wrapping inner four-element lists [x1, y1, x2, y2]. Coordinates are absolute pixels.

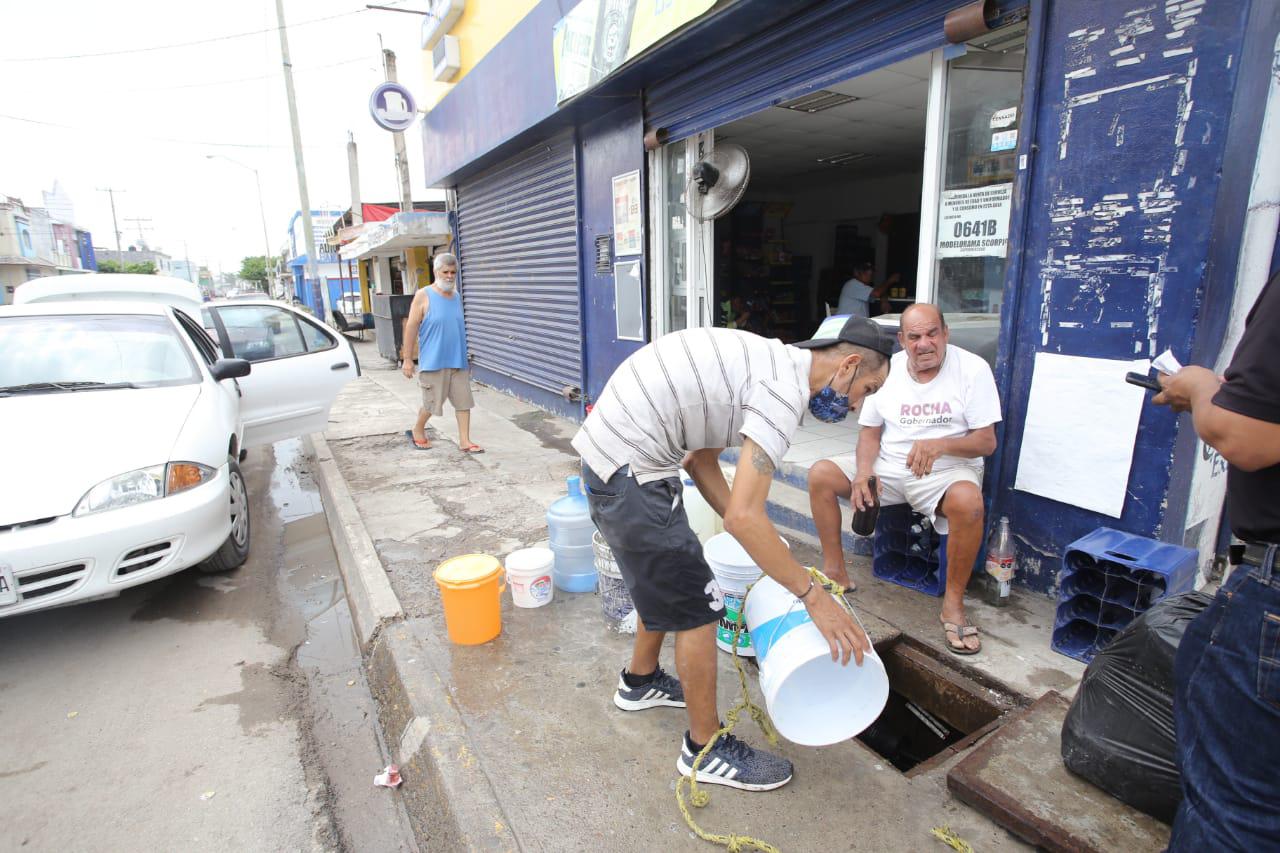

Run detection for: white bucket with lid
[[742, 575, 888, 746], [703, 531, 788, 657], [505, 547, 555, 608]]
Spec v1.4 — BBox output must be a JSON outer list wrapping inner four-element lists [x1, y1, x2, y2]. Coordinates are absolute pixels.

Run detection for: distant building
[[283, 209, 348, 316], [171, 259, 197, 283], [93, 242, 174, 275], [0, 194, 95, 305]]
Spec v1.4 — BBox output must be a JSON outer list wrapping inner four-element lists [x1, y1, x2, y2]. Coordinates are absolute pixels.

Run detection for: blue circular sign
[[369, 82, 418, 132]]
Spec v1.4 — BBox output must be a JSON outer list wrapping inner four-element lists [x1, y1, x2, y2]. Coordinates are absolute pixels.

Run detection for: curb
[[308, 433, 519, 851], [308, 433, 404, 648]]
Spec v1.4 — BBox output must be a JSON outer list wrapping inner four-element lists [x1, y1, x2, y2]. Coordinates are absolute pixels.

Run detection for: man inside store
[[573, 316, 892, 792], [1152, 269, 1280, 850], [807, 303, 1000, 654], [400, 253, 483, 453], [836, 260, 897, 318]]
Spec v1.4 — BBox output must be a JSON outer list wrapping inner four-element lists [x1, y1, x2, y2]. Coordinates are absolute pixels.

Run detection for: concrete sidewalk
[[313, 341, 1092, 852]]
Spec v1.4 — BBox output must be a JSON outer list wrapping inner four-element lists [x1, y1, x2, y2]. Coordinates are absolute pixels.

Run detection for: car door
[[203, 302, 358, 448]]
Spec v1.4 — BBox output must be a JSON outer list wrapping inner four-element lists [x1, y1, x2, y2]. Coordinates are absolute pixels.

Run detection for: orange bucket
[[434, 554, 507, 645]]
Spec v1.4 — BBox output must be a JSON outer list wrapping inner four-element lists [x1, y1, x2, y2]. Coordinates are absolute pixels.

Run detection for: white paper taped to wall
[[1013, 352, 1152, 518]]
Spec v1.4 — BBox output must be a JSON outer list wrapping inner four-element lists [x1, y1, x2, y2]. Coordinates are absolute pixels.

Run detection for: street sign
[[369, 82, 418, 132]]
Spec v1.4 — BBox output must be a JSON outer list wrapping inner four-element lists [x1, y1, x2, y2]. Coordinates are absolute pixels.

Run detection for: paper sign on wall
[[612, 170, 642, 256], [990, 107, 1017, 128], [614, 259, 644, 341], [991, 129, 1018, 151], [936, 182, 1013, 259], [1013, 352, 1151, 518]]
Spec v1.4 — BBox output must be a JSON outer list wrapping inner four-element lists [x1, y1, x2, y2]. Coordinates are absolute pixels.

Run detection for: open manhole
[[857, 638, 1023, 775]]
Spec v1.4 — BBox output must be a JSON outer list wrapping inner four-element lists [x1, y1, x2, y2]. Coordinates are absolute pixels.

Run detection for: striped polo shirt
[[573, 328, 813, 484]]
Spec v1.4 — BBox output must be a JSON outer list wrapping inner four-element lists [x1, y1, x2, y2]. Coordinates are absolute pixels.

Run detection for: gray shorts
[[582, 466, 722, 633]]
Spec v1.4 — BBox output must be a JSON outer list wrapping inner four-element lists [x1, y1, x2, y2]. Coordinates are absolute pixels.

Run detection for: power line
[[124, 56, 374, 93], [0, 113, 335, 150], [3, 7, 370, 63]]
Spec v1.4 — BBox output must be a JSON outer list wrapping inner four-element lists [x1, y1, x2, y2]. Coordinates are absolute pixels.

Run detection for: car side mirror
[[210, 358, 251, 381]]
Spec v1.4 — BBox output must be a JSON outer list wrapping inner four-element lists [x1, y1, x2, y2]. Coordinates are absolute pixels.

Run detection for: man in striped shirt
[[573, 317, 893, 791]]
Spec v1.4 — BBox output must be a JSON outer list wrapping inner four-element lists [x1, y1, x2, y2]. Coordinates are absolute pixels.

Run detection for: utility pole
[[348, 132, 363, 227], [382, 49, 414, 212], [96, 187, 125, 268], [123, 216, 153, 246], [275, 0, 331, 322]]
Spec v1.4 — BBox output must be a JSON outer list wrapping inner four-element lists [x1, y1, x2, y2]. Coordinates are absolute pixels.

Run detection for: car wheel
[[201, 457, 251, 573]]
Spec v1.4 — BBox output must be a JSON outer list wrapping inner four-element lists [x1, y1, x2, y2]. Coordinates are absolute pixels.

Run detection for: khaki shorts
[[828, 454, 982, 535], [418, 368, 475, 416]]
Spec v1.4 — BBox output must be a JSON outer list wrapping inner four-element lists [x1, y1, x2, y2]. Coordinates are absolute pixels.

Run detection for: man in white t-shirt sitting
[[807, 303, 1001, 654]]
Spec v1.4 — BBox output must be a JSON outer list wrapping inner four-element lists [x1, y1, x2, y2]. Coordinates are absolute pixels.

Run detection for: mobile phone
[[1125, 371, 1163, 392]]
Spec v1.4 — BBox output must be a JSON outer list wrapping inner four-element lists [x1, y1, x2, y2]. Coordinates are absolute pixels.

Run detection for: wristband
[[796, 576, 816, 600]]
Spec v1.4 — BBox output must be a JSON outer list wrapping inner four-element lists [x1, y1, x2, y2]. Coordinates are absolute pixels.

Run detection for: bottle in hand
[[851, 475, 879, 537]]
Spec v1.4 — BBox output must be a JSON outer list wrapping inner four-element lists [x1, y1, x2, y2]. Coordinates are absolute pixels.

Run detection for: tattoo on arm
[[751, 444, 775, 475]]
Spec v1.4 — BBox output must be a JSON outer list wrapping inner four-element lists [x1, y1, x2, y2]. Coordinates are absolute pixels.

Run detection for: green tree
[[239, 255, 270, 285], [96, 260, 156, 274]]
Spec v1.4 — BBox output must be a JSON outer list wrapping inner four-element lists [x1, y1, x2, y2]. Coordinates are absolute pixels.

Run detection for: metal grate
[[116, 541, 175, 576], [776, 89, 859, 113], [595, 234, 612, 273]]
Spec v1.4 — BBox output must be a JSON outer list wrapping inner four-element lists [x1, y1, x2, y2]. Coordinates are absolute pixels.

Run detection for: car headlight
[[74, 462, 217, 517]]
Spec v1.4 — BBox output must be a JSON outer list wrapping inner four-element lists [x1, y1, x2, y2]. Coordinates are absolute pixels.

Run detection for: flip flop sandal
[[941, 620, 981, 655], [404, 429, 431, 450], [460, 444, 485, 454]]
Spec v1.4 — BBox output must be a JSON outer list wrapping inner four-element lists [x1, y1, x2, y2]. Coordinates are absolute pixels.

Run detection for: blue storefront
[[421, 0, 1280, 592]]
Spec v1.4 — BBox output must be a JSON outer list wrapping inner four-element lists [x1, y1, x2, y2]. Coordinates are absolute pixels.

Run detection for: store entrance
[[709, 52, 931, 343]]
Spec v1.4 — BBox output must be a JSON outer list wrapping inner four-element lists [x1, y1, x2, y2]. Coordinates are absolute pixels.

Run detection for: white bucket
[[742, 575, 889, 746], [505, 548, 555, 608], [703, 532, 789, 657]]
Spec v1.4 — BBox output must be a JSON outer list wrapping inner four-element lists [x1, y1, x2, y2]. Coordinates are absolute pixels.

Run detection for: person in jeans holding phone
[[1153, 269, 1280, 850]]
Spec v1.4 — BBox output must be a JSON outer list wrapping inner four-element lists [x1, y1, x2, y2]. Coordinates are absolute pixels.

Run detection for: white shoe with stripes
[[676, 733, 794, 792], [612, 667, 686, 711]]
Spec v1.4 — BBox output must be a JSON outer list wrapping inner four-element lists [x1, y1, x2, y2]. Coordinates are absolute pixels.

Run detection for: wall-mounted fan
[[686, 144, 750, 221]]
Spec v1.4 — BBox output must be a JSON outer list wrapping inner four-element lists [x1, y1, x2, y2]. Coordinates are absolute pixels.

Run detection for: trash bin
[[371, 292, 415, 362]]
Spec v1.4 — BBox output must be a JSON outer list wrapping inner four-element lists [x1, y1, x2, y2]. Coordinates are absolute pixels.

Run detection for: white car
[[0, 274, 358, 618]]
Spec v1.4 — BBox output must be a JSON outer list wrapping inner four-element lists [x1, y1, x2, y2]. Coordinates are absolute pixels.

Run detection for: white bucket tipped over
[[742, 576, 889, 746]]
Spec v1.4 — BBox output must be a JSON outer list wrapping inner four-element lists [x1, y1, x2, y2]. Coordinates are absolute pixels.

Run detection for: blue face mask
[[808, 365, 860, 423]]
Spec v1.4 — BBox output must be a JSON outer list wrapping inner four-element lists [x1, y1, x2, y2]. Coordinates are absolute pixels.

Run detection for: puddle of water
[[270, 437, 324, 522]]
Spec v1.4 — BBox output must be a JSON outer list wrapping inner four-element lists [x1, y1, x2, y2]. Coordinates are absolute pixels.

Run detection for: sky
[[1, 0, 444, 275]]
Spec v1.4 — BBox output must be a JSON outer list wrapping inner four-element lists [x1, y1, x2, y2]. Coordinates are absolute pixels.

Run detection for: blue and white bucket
[[742, 576, 889, 746]]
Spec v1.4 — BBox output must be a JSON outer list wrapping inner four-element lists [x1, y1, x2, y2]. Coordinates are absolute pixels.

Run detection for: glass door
[[934, 27, 1028, 314], [650, 131, 716, 337], [917, 23, 1028, 316]]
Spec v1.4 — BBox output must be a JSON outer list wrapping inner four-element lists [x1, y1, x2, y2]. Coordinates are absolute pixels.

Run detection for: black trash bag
[[1060, 590, 1213, 824]]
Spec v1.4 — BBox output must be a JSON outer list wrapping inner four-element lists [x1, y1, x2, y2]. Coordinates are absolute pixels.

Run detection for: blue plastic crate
[[1051, 527, 1197, 664], [872, 504, 947, 596]]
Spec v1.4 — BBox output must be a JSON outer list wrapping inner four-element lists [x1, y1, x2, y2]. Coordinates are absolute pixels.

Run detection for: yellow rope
[[930, 826, 975, 853], [675, 568, 848, 853]]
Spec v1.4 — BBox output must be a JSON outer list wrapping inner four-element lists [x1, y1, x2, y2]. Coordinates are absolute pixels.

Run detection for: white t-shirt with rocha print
[[857, 344, 1002, 473]]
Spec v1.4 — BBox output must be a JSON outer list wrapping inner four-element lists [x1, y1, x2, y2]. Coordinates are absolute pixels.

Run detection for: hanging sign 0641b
[[936, 182, 1013, 259]]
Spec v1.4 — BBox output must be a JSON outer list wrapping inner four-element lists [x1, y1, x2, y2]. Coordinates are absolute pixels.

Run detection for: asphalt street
[[0, 439, 417, 852]]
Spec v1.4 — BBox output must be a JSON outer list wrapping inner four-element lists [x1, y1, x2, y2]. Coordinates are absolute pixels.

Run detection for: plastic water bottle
[[546, 476, 598, 593], [984, 516, 1015, 607], [681, 473, 724, 544]]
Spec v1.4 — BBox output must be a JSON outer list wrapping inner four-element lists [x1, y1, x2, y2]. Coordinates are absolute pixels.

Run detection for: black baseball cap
[[794, 314, 895, 356]]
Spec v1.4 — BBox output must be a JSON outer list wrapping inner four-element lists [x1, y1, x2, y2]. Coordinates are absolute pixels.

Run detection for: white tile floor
[[783, 416, 862, 468]]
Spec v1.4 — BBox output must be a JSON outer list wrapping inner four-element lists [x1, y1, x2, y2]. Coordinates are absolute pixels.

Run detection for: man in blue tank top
[[401, 253, 482, 452]]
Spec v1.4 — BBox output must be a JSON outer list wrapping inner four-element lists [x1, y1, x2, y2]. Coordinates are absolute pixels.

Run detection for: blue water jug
[[546, 476, 598, 592]]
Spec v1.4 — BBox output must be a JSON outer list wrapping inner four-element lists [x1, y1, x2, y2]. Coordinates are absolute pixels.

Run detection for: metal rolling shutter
[[455, 132, 582, 401], [645, 0, 1027, 142]]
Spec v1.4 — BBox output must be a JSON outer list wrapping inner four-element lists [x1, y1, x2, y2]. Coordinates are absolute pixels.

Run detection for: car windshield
[[0, 313, 199, 393]]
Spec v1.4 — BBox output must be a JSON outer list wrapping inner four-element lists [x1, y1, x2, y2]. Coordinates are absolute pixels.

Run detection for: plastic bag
[[1060, 590, 1212, 823]]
